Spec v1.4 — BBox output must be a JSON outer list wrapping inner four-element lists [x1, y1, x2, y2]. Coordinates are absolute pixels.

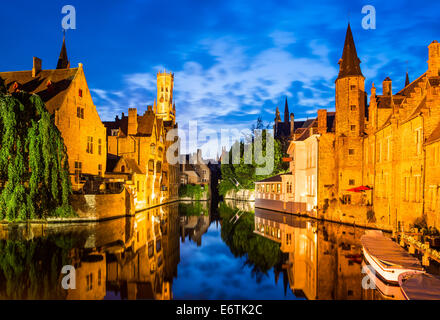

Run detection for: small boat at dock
[[361, 230, 425, 284], [362, 261, 405, 300], [399, 272, 440, 300]]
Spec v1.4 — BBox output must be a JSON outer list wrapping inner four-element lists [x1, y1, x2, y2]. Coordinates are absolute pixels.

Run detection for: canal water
[[0, 200, 402, 300]]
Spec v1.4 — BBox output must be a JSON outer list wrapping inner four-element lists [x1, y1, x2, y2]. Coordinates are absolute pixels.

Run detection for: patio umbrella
[[346, 186, 372, 192]]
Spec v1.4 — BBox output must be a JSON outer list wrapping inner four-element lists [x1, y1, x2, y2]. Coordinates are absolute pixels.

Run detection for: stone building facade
[[258, 24, 440, 232], [104, 71, 180, 211], [0, 36, 107, 191]]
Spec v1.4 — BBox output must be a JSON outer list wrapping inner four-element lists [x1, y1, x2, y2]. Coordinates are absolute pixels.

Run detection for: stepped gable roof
[[0, 68, 78, 114]]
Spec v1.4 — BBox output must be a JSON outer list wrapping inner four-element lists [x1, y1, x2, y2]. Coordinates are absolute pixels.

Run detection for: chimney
[[290, 113, 294, 135], [428, 40, 440, 77], [32, 57, 42, 77], [317, 109, 327, 134], [127, 108, 138, 135], [383, 77, 392, 96]]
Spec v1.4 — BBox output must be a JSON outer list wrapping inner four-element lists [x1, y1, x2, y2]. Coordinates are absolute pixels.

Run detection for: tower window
[[350, 85, 356, 90], [349, 179, 355, 186], [350, 125, 356, 131], [79, 89, 83, 97], [350, 105, 356, 111], [348, 149, 355, 155]]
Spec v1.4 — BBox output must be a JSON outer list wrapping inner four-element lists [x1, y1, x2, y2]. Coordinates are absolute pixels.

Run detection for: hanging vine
[[0, 83, 74, 221]]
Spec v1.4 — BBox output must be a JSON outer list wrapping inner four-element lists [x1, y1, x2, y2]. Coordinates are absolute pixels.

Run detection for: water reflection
[[0, 201, 401, 300]]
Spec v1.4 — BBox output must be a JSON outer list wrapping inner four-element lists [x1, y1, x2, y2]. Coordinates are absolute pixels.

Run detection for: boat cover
[[399, 272, 440, 300], [361, 230, 424, 270]]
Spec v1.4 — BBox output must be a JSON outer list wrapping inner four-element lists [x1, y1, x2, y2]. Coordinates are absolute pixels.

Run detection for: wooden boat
[[361, 230, 425, 284], [399, 272, 440, 300], [362, 260, 405, 300]]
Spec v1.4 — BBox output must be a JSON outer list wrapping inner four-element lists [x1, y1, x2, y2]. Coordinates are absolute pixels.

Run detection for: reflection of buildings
[[0, 203, 182, 300], [224, 199, 255, 212], [180, 215, 211, 247], [254, 208, 364, 300]]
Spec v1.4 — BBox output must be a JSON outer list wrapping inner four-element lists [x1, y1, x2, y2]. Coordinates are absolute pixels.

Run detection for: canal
[[0, 200, 401, 300]]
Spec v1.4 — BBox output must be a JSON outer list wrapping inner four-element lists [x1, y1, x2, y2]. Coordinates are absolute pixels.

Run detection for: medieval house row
[[257, 24, 440, 232], [0, 36, 180, 213]]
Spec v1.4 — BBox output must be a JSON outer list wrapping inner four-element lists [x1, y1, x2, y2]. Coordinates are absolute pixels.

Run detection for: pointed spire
[[284, 97, 289, 123], [405, 71, 410, 87], [57, 31, 70, 69], [337, 23, 363, 80]]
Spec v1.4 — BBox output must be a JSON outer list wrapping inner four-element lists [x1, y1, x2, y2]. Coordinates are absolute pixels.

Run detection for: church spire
[[405, 71, 410, 87], [56, 31, 70, 69], [284, 97, 289, 123], [337, 23, 363, 80]]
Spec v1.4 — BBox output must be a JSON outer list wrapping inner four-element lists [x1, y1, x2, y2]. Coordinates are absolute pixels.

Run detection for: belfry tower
[[156, 70, 175, 122], [334, 24, 367, 198]]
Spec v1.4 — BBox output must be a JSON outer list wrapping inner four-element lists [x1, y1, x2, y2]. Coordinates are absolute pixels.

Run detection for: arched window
[[158, 147, 163, 157], [156, 162, 162, 173], [150, 143, 156, 155], [148, 160, 154, 172]]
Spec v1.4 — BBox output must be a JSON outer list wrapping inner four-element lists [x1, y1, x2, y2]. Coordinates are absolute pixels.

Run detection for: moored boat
[[399, 272, 440, 300], [361, 230, 425, 284], [362, 261, 405, 300]]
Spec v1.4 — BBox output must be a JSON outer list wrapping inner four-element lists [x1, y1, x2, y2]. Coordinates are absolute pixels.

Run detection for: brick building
[[0, 35, 107, 191], [104, 71, 180, 211], [257, 24, 440, 232]]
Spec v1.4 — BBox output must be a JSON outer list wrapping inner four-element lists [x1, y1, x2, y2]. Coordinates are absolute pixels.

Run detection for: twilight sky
[[1, 0, 439, 157]]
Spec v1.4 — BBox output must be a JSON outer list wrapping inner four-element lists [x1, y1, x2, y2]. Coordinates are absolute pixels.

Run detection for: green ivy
[[178, 184, 208, 200], [0, 90, 74, 221]]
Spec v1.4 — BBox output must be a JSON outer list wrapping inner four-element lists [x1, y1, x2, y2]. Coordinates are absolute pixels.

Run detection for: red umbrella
[[346, 186, 372, 192]]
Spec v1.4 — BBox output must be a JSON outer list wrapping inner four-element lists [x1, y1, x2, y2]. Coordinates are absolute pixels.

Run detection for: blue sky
[[1, 0, 440, 156]]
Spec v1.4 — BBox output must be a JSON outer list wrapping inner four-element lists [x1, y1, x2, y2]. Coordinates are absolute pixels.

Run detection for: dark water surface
[[0, 200, 400, 300]]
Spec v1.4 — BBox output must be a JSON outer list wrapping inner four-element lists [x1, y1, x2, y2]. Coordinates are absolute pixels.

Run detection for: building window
[[277, 184, 281, 193], [350, 105, 356, 111], [98, 139, 102, 155], [148, 160, 154, 173], [415, 128, 422, 155], [77, 107, 84, 119], [350, 125, 356, 131], [158, 147, 163, 158], [156, 162, 162, 173], [348, 149, 355, 155], [350, 85, 356, 90], [74, 161, 82, 183], [342, 195, 351, 204], [150, 143, 156, 155], [98, 164, 102, 176], [86, 273, 93, 291], [79, 89, 83, 97], [86, 137, 94, 154], [349, 179, 355, 186], [266, 184, 270, 193]]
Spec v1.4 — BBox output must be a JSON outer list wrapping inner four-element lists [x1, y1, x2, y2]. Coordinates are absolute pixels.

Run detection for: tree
[[218, 117, 287, 196], [0, 89, 74, 221]]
